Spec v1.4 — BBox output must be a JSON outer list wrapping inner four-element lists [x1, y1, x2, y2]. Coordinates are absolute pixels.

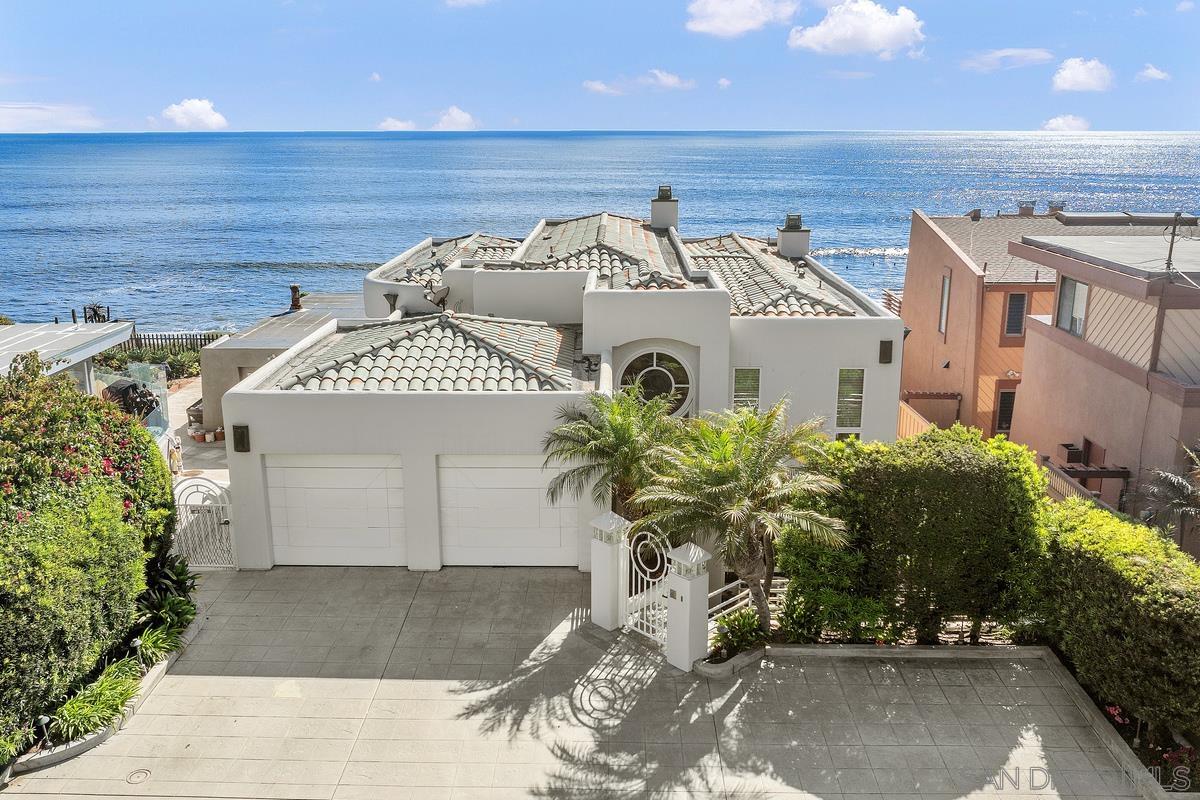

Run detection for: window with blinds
[[733, 368, 760, 408], [1004, 293, 1027, 336], [996, 391, 1016, 432], [836, 368, 865, 429]]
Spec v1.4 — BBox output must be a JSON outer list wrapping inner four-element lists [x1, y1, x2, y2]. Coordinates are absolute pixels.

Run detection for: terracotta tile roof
[[271, 313, 583, 392], [686, 234, 855, 318], [377, 233, 521, 282]]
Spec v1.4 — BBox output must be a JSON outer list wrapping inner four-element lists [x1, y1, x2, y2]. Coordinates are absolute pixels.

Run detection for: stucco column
[[589, 511, 629, 631], [403, 452, 443, 571], [665, 543, 713, 672]]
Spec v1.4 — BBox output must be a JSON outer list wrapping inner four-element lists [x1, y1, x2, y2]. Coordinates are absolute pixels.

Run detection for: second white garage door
[[266, 454, 406, 566], [438, 455, 578, 566]]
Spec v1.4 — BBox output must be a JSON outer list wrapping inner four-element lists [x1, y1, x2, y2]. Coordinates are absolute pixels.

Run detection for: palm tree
[[542, 386, 678, 519], [1140, 444, 1200, 548], [630, 401, 845, 633]]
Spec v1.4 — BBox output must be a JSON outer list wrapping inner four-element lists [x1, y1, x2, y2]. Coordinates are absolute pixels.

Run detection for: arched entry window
[[620, 351, 691, 415]]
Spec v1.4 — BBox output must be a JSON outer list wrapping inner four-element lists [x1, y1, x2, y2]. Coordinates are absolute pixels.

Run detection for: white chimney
[[650, 185, 679, 230], [776, 213, 811, 259]]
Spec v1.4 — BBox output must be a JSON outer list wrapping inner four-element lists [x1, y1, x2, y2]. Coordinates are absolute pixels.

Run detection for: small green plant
[[711, 607, 766, 660], [0, 314, 13, 325], [147, 553, 198, 596], [136, 625, 183, 667], [48, 659, 141, 744], [137, 592, 196, 630]]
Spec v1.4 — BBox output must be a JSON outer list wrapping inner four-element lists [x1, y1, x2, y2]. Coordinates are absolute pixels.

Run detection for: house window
[[995, 391, 1016, 433], [938, 275, 951, 334], [733, 368, 760, 409], [620, 351, 691, 415], [1056, 277, 1089, 337], [836, 368, 865, 430], [1004, 293, 1027, 336]]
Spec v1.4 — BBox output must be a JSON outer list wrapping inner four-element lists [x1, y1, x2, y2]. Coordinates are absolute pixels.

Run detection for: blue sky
[[0, 0, 1195, 132]]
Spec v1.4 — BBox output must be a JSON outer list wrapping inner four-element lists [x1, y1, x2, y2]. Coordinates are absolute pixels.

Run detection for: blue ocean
[[2, 131, 1198, 331]]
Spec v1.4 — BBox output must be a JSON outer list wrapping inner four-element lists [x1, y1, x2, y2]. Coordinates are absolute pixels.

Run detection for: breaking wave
[[810, 246, 908, 258]]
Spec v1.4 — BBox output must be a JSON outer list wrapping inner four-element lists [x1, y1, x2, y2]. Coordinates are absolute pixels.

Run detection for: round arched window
[[620, 352, 691, 415]]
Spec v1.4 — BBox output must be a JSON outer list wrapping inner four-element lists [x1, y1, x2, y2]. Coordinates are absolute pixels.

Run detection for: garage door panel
[[265, 455, 405, 566], [438, 456, 577, 566]]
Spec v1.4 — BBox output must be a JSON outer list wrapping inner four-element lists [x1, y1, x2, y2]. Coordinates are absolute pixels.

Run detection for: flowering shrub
[[0, 353, 177, 760]]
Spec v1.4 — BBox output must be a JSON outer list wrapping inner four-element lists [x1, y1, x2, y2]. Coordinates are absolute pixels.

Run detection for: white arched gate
[[173, 477, 235, 569], [619, 529, 670, 645]]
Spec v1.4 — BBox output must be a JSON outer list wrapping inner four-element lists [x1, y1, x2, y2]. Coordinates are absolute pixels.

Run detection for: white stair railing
[[707, 577, 788, 632]]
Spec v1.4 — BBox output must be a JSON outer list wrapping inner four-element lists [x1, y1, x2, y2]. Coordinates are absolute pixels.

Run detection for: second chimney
[[1018, 200, 1036, 217], [650, 185, 679, 230], [776, 213, 811, 259]]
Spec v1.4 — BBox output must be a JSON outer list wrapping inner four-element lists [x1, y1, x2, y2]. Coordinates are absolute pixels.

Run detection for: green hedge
[[780, 425, 1046, 644], [1038, 498, 1200, 734], [0, 484, 145, 756], [0, 353, 177, 759], [93, 348, 200, 381]]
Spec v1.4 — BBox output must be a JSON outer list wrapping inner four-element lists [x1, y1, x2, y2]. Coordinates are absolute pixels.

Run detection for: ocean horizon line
[[2, 128, 1198, 137]]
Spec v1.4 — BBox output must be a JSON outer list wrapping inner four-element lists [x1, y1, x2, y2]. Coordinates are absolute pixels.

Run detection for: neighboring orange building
[[1008, 222, 1200, 524], [899, 205, 1172, 437]]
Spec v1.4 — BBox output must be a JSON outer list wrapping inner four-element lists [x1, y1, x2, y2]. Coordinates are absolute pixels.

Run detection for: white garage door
[[438, 455, 578, 566], [266, 455, 405, 566]]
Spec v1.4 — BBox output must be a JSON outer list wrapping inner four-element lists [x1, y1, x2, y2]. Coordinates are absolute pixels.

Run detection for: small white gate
[[173, 477, 235, 569], [619, 529, 670, 645]]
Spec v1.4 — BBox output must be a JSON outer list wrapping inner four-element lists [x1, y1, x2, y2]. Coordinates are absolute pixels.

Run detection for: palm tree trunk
[[746, 577, 772, 633]]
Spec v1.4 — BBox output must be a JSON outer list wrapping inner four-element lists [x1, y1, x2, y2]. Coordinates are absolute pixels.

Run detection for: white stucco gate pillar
[[589, 511, 630, 631], [665, 543, 713, 672]]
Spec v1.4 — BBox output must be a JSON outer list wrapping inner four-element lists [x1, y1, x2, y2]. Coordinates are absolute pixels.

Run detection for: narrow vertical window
[[938, 275, 951, 334], [995, 391, 1016, 433], [1004, 293, 1027, 336], [836, 368, 865, 430], [1056, 277, 1089, 337], [733, 368, 760, 409]]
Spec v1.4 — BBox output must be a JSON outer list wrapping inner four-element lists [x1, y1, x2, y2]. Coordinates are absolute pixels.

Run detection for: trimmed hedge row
[[782, 425, 1045, 644], [1037, 498, 1200, 735]]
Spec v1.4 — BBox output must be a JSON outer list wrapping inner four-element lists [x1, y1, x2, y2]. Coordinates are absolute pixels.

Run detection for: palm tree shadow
[[451, 619, 767, 799]]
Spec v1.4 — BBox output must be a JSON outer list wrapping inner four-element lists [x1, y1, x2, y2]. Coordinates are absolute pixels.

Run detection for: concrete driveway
[[7, 567, 1135, 799]]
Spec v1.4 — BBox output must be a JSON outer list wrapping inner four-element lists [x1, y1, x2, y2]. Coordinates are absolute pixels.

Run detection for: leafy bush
[[0, 352, 175, 560], [816, 426, 1045, 643], [137, 592, 196, 631], [711, 608, 767, 659], [1036, 499, 1200, 734], [776, 531, 898, 643], [0, 485, 145, 756], [0, 314, 13, 325], [94, 347, 200, 380], [136, 626, 183, 667], [48, 658, 141, 744]]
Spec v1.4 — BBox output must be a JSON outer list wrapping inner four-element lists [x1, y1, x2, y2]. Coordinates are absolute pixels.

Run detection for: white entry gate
[[619, 529, 670, 645], [173, 477, 235, 569]]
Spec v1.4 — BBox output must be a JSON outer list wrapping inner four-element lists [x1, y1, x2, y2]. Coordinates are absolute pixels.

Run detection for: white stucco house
[[223, 188, 903, 571]]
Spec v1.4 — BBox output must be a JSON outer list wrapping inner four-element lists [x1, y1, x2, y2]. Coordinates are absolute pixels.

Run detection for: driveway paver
[[6, 567, 1136, 800]]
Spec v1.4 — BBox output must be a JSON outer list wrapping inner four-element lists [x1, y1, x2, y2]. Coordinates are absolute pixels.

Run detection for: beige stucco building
[[900, 205, 1183, 438], [1008, 224, 1200, 527]]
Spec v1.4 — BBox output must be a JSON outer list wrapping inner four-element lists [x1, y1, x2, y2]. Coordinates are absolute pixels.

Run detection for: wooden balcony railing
[[881, 289, 903, 316], [1042, 456, 1118, 513], [897, 400, 934, 439]]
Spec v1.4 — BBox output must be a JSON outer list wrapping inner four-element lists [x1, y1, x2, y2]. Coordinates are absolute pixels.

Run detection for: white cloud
[[787, 0, 925, 60], [638, 69, 696, 91], [828, 69, 874, 79], [0, 101, 102, 133], [1041, 114, 1090, 132], [444, 0, 491, 6], [1133, 6, 1148, 14], [1052, 57, 1114, 92], [961, 48, 1054, 72], [1177, 1, 1194, 11], [583, 79, 623, 96], [717, 77, 733, 89], [431, 105, 479, 131], [685, 0, 797, 37], [160, 98, 228, 130], [377, 117, 415, 130], [368, 72, 382, 83], [1137, 63, 1170, 81]]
